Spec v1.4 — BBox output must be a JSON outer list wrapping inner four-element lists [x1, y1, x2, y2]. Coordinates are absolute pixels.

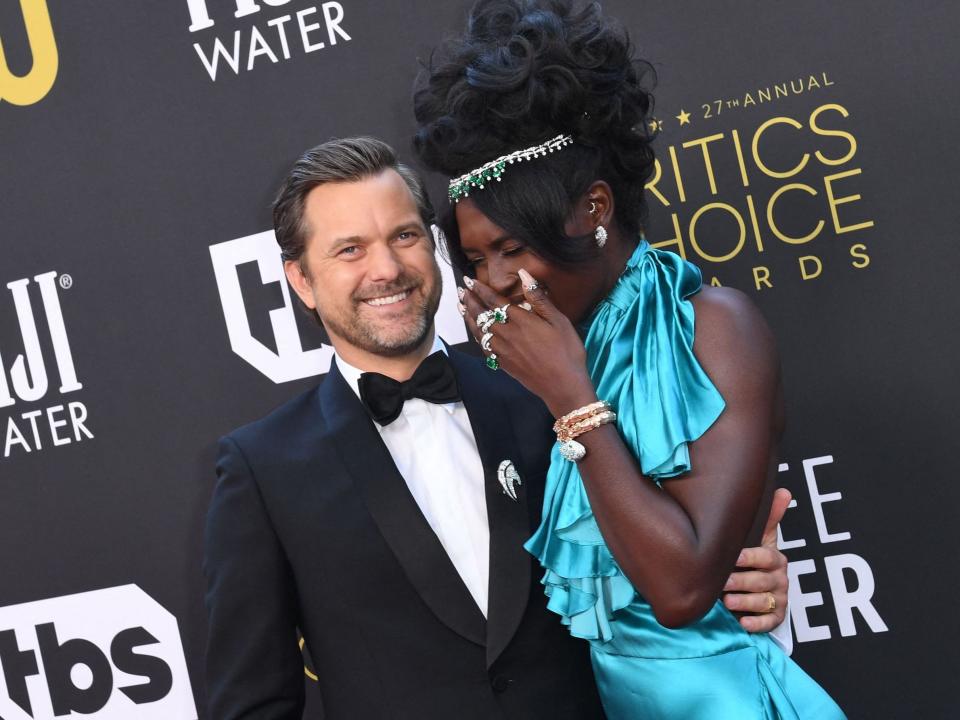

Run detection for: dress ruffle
[[524, 240, 726, 642]]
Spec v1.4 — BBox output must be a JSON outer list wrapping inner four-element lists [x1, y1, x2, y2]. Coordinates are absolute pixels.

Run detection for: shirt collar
[[335, 335, 456, 415]]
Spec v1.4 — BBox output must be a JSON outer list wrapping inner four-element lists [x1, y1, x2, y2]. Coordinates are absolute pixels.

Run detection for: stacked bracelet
[[553, 401, 616, 462]]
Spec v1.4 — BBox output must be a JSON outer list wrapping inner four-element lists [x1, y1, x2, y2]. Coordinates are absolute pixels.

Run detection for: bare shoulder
[[689, 285, 779, 395]]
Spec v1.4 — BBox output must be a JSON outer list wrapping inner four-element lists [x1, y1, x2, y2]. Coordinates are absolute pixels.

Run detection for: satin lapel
[[320, 364, 485, 647], [449, 350, 533, 668]]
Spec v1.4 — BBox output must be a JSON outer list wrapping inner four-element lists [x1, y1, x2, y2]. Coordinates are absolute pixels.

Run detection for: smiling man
[[285, 163, 443, 363], [203, 137, 791, 720]]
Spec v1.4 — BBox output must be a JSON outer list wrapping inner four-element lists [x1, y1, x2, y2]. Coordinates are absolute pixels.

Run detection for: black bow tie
[[358, 351, 461, 426]]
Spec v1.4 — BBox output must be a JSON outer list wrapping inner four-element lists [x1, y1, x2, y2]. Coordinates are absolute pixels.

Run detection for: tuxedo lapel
[[320, 363, 485, 647], [449, 350, 533, 668]]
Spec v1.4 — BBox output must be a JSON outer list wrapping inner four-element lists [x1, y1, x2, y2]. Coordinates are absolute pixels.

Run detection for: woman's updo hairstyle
[[413, 0, 656, 272]]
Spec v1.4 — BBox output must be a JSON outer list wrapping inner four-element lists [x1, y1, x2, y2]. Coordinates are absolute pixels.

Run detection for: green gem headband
[[447, 134, 574, 203]]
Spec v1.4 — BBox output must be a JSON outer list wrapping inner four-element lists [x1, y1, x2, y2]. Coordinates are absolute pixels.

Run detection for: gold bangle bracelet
[[553, 401, 611, 438]]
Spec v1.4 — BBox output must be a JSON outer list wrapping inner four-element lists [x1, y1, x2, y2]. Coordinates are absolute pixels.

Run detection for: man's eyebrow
[[324, 221, 426, 253], [389, 220, 428, 236], [326, 235, 365, 253]]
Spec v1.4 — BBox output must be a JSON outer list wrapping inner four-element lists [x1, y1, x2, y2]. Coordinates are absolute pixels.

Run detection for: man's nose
[[366, 244, 403, 283]]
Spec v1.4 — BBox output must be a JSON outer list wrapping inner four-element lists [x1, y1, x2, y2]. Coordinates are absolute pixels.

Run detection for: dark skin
[[458, 182, 787, 629]]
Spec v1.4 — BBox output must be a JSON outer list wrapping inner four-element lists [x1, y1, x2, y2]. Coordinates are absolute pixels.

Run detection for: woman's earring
[[589, 201, 598, 215], [594, 225, 608, 248]]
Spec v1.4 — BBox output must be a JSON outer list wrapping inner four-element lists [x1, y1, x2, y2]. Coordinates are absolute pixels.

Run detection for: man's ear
[[284, 259, 317, 310]]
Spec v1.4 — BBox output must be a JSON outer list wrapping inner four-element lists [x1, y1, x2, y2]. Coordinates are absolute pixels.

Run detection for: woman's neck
[[600, 232, 640, 298]]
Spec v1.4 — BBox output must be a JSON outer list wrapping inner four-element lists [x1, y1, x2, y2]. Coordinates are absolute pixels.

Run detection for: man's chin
[[355, 321, 433, 358], [364, 333, 431, 357]]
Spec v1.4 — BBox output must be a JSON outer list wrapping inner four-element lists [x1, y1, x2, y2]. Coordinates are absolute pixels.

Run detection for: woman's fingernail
[[457, 286, 466, 301], [456, 302, 466, 316], [518, 268, 537, 291], [463, 276, 475, 289], [518, 301, 533, 311]]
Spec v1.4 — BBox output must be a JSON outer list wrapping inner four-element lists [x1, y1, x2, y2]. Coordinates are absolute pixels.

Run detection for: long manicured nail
[[463, 275, 475, 289], [456, 302, 466, 316], [518, 301, 533, 311], [518, 268, 538, 291], [457, 286, 466, 301]]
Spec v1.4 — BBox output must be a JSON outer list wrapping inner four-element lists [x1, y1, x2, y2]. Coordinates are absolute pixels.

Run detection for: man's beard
[[322, 266, 442, 358]]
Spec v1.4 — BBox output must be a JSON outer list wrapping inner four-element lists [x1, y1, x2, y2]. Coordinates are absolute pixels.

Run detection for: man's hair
[[273, 136, 435, 274]]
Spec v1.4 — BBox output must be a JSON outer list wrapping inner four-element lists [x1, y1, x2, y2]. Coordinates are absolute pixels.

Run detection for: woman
[[413, 1, 845, 717]]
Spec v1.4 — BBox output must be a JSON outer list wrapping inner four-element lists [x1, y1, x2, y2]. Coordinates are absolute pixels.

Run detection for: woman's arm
[[572, 286, 782, 627], [462, 279, 782, 628]]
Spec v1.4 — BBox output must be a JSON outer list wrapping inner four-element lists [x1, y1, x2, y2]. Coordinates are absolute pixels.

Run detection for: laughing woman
[[413, 1, 845, 717]]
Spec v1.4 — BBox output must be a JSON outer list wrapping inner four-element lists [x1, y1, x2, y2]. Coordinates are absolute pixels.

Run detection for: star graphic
[[676, 109, 691, 126]]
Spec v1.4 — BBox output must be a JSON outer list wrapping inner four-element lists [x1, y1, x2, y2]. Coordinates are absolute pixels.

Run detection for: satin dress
[[524, 241, 845, 719]]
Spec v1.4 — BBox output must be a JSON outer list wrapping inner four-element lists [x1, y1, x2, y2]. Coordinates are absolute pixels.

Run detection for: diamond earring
[[594, 225, 608, 248]]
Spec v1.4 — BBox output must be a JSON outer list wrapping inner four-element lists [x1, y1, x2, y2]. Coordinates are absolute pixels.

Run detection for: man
[[204, 137, 791, 719]]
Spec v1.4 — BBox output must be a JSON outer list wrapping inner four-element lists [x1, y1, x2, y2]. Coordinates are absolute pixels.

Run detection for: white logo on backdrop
[[777, 454, 889, 645], [209, 229, 467, 384], [1, 271, 93, 461], [0, 585, 197, 720], [186, 0, 353, 81]]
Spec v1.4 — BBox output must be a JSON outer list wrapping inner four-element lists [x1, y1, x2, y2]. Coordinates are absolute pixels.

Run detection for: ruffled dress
[[524, 241, 845, 719]]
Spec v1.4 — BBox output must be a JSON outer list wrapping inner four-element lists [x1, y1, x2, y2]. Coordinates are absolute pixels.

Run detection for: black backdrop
[[2, 2, 958, 718]]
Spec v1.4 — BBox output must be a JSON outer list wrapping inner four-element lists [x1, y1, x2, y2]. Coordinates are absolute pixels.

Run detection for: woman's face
[[454, 198, 605, 325]]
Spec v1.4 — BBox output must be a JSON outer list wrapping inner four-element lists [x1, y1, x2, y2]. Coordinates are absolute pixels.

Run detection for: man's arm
[[204, 436, 306, 720], [722, 487, 791, 639]]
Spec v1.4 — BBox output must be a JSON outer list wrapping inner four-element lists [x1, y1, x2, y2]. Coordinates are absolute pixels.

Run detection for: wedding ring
[[765, 592, 777, 612]]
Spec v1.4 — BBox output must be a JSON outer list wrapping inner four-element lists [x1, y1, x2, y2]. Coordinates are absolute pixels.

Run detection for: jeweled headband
[[447, 134, 574, 203]]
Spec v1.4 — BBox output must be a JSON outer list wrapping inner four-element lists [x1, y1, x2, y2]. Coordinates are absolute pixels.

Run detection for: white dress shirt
[[337, 337, 490, 617]]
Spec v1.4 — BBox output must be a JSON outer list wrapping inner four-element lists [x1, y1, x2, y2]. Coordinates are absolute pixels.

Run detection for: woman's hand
[[460, 270, 597, 418]]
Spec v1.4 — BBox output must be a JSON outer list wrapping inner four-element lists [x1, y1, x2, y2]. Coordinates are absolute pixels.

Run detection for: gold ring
[[765, 592, 777, 612]]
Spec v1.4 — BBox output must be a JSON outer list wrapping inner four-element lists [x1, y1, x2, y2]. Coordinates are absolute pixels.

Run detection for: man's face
[[285, 169, 442, 363]]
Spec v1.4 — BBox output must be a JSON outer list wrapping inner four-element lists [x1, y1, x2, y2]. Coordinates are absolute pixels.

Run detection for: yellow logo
[[0, 0, 58, 106]]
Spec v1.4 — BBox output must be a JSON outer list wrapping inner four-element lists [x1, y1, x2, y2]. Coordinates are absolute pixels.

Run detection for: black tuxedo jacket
[[204, 348, 604, 719]]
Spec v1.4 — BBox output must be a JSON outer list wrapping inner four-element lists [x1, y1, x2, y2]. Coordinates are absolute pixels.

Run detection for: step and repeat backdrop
[[1, 1, 957, 718]]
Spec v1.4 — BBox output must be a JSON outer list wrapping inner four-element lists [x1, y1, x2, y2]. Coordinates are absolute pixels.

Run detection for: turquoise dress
[[524, 241, 845, 719]]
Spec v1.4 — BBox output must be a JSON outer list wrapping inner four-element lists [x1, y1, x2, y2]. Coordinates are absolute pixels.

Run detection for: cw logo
[[0, 0, 58, 106]]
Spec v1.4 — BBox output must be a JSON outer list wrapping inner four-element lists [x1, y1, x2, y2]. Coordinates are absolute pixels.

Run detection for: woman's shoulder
[[692, 285, 775, 349], [690, 285, 780, 402]]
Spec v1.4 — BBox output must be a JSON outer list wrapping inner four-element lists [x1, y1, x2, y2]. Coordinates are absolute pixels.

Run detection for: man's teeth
[[365, 291, 410, 306]]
